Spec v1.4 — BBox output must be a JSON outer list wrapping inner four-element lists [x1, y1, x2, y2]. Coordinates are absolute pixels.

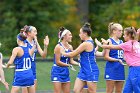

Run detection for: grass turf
[[0, 60, 128, 92]]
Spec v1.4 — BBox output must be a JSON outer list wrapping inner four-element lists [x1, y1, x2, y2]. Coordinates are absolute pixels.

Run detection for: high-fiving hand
[[44, 36, 49, 47], [95, 38, 102, 47]]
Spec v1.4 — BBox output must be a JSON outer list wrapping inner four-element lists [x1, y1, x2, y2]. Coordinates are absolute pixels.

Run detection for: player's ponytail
[[58, 27, 65, 39], [81, 22, 92, 36], [124, 27, 137, 52], [108, 22, 122, 37], [58, 27, 70, 43], [108, 22, 114, 36], [21, 25, 34, 34], [124, 27, 137, 40], [17, 32, 27, 41]]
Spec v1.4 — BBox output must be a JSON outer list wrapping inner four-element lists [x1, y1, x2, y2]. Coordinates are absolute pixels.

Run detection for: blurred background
[[0, 0, 140, 56], [0, 0, 140, 92]]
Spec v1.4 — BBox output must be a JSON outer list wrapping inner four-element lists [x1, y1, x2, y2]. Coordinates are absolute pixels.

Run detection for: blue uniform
[[83, 85, 88, 89], [104, 38, 125, 81], [123, 66, 140, 93], [78, 40, 99, 82], [51, 43, 71, 82], [25, 40, 37, 80], [13, 46, 34, 87]]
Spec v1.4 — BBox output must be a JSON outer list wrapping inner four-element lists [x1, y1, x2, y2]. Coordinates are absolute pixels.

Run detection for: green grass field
[[0, 60, 128, 92]]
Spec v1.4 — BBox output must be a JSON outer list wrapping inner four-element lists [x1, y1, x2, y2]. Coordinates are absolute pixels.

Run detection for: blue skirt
[[77, 68, 99, 82], [51, 66, 70, 82], [12, 69, 34, 87], [123, 66, 140, 93], [104, 62, 125, 81]]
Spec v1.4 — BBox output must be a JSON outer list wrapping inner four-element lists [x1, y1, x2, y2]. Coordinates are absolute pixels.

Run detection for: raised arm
[[35, 35, 49, 58], [95, 38, 122, 50], [29, 41, 37, 56], [95, 45, 105, 57], [69, 45, 79, 66], [61, 42, 86, 58], [104, 39, 122, 62], [95, 38, 126, 65]]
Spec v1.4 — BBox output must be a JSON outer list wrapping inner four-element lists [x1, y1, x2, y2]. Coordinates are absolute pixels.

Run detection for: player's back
[[12, 46, 34, 87]]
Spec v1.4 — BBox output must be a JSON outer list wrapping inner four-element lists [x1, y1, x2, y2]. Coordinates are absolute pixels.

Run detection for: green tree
[[89, 0, 140, 40], [0, 0, 81, 56]]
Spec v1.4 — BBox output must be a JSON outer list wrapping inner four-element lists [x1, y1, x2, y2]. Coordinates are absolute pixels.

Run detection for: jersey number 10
[[23, 58, 31, 69]]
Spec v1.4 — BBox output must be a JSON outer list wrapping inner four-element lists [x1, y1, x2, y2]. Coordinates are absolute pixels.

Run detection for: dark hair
[[17, 32, 27, 41], [21, 25, 33, 34], [81, 22, 92, 36], [58, 27, 65, 38], [124, 27, 137, 40]]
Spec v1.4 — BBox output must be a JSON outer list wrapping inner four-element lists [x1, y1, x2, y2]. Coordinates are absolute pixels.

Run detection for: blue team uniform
[[25, 40, 37, 80], [104, 38, 125, 81], [12, 46, 34, 87], [83, 85, 88, 89], [78, 40, 99, 82], [123, 66, 140, 93], [51, 43, 71, 82]]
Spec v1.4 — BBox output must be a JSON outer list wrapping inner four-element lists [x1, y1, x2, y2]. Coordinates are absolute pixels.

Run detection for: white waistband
[[53, 64, 57, 66], [15, 68, 30, 71]]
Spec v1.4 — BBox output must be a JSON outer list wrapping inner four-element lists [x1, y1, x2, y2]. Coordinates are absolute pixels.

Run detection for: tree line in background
[[0, 0, 140, 57]]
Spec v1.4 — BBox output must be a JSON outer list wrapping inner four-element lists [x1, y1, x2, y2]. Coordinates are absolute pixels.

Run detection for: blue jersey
[[53, 43, 70, 65], [109, 38, 123, 60], [104, 38, 125, 80], [78, 40, 99, 82], [51, 42, 71, 82], [14, 46, 32, 70], [24, 40, 37, 80], [13, 46, 34, 87], [25, 40, 37, 62]]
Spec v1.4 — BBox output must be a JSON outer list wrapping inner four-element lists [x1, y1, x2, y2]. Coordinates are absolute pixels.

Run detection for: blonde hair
[[108, 22, 122, 36]]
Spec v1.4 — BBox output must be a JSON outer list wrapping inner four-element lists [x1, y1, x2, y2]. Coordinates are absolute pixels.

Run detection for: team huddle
[[0, 22, 140, 93]]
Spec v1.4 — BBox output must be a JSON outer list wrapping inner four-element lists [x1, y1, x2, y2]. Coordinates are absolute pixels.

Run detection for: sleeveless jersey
[[12, 46, 34, 87], [104, 38, 125, 80], [24, 40, 37, 80], [51, 42, 71, 82], [78, 40, 99, 82]]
